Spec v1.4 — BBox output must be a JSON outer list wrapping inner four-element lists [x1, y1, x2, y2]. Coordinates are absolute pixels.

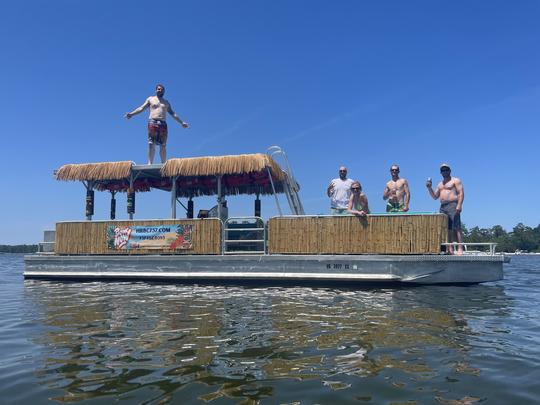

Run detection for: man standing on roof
[[426, 163, 465, 255], [383, 164, 410, 212], [327, 166, 355, 215], [125, 84, 189, 165]]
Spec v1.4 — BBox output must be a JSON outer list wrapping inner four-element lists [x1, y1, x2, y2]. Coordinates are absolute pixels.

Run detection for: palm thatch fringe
[[161, 154, 285, 180], [56, 161, 134, 181]]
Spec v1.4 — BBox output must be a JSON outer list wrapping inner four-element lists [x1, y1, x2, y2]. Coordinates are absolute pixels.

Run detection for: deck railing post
[[128, 172, 135, 220], [171, 176, 177, 219], [110, 191, 116, 220], [217, 175, 222, 221], [255, 193, 261, 217], [84, 181, 94, 221], [187, 198, 194, 219]]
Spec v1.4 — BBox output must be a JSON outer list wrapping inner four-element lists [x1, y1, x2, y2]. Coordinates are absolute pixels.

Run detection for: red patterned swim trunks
[[147, 119, 168, 145]]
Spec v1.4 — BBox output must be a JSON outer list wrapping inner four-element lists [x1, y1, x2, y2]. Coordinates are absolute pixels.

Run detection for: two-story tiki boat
[[24, 146, 508, 284]]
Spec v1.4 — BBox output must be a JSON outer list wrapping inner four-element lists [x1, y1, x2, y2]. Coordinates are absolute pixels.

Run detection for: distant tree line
[[0, 223, 539, 253], [0, 245, 38, 253], [463, 223, 540, 253]]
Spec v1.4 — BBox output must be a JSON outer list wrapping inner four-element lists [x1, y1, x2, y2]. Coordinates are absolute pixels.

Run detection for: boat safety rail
[[267, 146, 305, 215], [442, 242, 498, 255], [223, 216, 266, 255], [37, 230, 56, 254]]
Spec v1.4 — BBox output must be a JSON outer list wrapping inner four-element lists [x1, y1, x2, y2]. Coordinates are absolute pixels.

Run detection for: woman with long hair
[[347, 181, 370, 217]]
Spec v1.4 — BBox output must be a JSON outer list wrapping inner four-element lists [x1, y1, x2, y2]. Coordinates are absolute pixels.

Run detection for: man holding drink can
[[426, 164, 465, 255]]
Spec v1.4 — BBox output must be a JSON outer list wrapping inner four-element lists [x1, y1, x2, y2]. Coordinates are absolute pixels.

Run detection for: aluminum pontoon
[[24, 146, 508, 284]]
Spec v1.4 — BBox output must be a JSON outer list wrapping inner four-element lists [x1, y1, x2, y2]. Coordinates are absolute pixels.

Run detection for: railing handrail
[[223, 216, 266, 255], [442, 242, 498, 255], [267, 145, 305, 215]]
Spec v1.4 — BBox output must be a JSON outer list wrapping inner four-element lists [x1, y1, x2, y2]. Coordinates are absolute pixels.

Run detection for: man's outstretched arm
[[168, 105, 189, 128], [125, 99, 150, 119]]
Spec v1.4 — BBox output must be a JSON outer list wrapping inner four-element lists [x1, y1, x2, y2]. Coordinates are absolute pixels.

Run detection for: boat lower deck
[[24, 253, 507, 285]]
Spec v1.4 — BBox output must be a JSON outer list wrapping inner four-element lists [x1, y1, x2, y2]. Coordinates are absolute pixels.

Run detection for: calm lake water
[[0, 254, 538, 404]]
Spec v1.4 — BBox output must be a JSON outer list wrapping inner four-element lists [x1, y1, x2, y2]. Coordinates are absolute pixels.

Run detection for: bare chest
[[388, 179, 405, 191], [442, 180, 457, 191], [149, 97, 169, 111]]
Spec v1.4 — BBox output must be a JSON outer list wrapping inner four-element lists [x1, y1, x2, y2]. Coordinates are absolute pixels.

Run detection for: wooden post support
[[110, 191, 116, 220], [171, 176, 177, 219], [217, 175, 222, 221]]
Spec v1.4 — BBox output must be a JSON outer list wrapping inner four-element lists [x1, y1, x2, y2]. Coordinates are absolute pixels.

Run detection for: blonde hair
[[351, 181, 362, 190]]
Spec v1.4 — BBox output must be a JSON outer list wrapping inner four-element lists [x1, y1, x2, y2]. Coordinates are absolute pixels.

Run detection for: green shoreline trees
[[0, 245, 39, 253], [463, 223, 540, 253]]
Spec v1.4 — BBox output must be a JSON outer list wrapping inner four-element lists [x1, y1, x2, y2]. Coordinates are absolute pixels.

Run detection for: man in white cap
[[426, 164, 465, 254]]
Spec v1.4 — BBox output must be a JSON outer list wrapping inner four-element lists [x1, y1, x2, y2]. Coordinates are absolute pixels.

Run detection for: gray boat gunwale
[[24, 252, 507, 285]]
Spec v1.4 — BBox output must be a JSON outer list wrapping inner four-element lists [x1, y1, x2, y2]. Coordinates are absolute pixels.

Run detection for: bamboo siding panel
[[56, 219, 221, 255], [268, 215, 447, 254], [267, 217, 320, 254]]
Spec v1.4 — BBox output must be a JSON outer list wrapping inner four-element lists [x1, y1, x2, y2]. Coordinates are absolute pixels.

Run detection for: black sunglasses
[[441, 168, 450, 172], [352, 188, 360, 191]]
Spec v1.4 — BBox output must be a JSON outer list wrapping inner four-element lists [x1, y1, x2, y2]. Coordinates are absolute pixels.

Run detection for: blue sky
[[0, 1, 538, 244]]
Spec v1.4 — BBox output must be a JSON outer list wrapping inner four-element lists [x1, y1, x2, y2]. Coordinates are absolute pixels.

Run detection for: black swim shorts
[[440, 201, 461, 231]]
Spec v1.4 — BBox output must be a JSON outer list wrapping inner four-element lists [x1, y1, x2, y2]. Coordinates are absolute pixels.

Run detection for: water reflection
[[23, 281, 511, 403]]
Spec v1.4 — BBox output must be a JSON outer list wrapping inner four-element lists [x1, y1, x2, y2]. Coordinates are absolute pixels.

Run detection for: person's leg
[[159, 144, 167, 163], [158, 127, 168, 163], [456, 229, 464, 255], [148, 122, 157, 165], [447, 229, 455, 254], [148, 143, 156, 165], [453, 210, 463, 255]]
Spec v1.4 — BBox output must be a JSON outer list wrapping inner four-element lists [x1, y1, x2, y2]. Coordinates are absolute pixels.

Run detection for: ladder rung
[[225, 228, 265, 231], [224, 250, 265, 255], [224, 240, 265, 243]]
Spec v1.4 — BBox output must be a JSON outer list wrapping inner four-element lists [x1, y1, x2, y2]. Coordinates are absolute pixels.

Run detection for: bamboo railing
[[55, 219, 221, 255], [268, 214, 447, 254], [55, 214, 447, 255]]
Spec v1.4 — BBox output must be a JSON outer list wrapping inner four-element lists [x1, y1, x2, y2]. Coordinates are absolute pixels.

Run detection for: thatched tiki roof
[[161, 154, 284, 179], [162, 153, 286, 197], [55, 161, 134, 181], [54, 161, 148, 192], [54, 154, 289, 197]]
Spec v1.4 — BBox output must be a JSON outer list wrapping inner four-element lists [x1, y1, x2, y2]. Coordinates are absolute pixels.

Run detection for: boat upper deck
[[55, 153, 288, 197]]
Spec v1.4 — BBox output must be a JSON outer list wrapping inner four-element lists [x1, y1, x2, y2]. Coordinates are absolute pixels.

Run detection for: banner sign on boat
[[106, 224, 193, 250]]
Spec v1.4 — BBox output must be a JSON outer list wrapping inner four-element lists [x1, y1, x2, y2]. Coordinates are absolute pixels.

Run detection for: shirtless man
[[125, 84, 189, 164], [327, 166, 355, 215], [383, 164, 410, 212], [426, 163, 465, 255]]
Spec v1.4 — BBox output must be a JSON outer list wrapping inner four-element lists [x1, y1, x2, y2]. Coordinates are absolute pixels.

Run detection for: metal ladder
[[223, 217, 266, 254], [267, 146, 305, 215]]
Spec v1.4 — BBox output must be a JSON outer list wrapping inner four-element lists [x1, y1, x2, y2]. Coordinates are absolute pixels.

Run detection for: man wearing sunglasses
[[327, 166, 355, 215], [426, 164, 465, 255], [383, 165, 410, 212]]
